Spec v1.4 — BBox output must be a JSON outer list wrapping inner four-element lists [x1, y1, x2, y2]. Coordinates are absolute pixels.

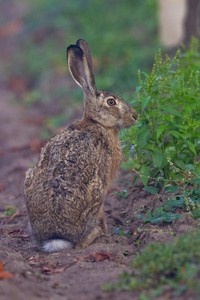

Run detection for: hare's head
[[67, 39, 138, 130]]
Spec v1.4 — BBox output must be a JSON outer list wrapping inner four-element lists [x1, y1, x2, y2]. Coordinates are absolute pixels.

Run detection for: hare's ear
[[67, 43, 96, 96], [76, 39, 94, 80]]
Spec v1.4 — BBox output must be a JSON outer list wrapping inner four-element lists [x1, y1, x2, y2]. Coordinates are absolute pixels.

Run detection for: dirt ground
[[0, 2, 199, 300]]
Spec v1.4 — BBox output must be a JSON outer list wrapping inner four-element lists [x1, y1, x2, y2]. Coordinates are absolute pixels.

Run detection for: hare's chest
[[92, 129, 122, 186], [110, 141, 122, 177], [103, 138, 122, 185]]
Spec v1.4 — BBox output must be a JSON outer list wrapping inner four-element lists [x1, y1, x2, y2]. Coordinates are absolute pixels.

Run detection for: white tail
[[42, 239, 72, 253]]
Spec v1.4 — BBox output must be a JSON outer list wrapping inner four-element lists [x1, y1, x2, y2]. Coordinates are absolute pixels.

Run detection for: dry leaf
[[88, 251, 114, 262], [0, 182, 5, 192], [29, 254, 40, 262], [42, 260, 77, 275], [0, 262, 3, 272], [42, 265, 69, 275], [0, 261, 13, 280]]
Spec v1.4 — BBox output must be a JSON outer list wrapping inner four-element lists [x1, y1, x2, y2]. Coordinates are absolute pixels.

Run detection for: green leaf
[[164, 186, 179, 193], [152, 150, 165, 168], [170, 130, 181, 139], [140, 165, 149, 187], [163, 199, 185, 207], [175, 160, 185, 169], [143, 207, 181, 224], [137, 214, 145, 219], [137, 129, 151, 149], [113, 190, 131, 199], [132, 176, 138, 186], [156, 125, 166, 140], [144, 187, 158, 194], [193, 208, 200, 220], [185, 140, 197, 155], [3, 205, 16, 216], [141, 95, 151, 111], [184, 164, 196, 170], [189, 178, 200, 183], [135, 85, 142, 94], [159, 156, 168, 169], [160, 105, 183, 118], [142, 72, 149, 78]]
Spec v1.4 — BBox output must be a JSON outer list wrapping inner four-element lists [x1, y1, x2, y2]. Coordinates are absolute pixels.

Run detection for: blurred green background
[[21, 0, 158, 90], [3, 0, 159, 137]]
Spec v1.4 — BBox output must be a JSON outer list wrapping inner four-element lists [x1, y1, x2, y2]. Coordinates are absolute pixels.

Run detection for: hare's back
[[25, 127, 109, 196], [40, 127, 110, 184], [24, 127, 112, 243]]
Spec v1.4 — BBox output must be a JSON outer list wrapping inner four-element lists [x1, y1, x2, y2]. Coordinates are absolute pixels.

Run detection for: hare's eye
[[107, 98, 116, 106]]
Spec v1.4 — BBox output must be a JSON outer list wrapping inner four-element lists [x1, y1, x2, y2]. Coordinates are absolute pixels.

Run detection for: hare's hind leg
[[98, 202, 110, 236], [75, 226, 102, 249], [75, 203, 109, 249]]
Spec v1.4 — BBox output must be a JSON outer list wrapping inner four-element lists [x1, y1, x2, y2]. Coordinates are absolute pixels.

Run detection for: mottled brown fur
[[24, 39, 138, 251]]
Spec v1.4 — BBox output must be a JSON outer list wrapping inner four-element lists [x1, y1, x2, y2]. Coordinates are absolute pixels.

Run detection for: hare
[[24, 39, 138, 252]]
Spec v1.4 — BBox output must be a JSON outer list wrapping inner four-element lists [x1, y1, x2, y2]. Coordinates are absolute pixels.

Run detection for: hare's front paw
[[103, 232, 111, 237]]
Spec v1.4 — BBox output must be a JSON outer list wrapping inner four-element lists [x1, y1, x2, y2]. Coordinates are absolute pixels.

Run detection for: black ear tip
[[67, 44, 73, 53], [66, 44, 74, 60], [76, 39, 87, 47], [67, 39, 86, 53], [66, 44, 84, 61]]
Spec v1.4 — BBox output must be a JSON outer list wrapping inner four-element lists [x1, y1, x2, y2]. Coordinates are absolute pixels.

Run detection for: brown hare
[[24, 39, 138, 252]]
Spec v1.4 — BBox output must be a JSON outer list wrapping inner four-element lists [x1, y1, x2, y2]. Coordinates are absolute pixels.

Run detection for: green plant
[[113, 228, 126, 236], [137, 165, 200, 224], [103, 228, 200, 298], [164, 179, 200, 220], [113, 189, 131, 199], [122, 38, 200, 187], [141, 207, 181, 224], [2, 205, 16, 216]]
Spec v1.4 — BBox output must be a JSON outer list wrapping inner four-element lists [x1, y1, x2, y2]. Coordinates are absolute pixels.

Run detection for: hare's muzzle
[[132, 110, 138, 121]]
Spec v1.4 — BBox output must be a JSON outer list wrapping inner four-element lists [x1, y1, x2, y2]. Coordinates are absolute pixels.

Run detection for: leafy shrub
[[137, 166, 200, 224], [104, 228, 200, 298], [163, 170, 200, 219], [140, 207, 181, 224], [122, 38, 200, 187]]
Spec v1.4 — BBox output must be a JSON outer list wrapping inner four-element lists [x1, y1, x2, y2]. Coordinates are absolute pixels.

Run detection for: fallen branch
[[0, 145, 30, 157], [7, 212, 27, 223], [42, 260, 77, 275]]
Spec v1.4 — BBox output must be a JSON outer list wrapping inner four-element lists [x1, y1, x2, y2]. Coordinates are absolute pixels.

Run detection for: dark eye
[[107, 98, 116, 106]]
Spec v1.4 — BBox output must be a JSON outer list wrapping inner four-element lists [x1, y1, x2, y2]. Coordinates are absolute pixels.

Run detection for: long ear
[[76, 39, 95, 87], [67, 44, 96, 96]]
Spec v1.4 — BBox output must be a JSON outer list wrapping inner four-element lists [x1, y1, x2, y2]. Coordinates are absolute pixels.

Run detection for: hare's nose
[[132, 110, 138, 121]]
